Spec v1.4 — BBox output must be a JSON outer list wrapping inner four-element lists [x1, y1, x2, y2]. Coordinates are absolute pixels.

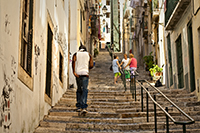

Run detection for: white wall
[[158, 0, 166, 84], [0, 0, 69, 132]]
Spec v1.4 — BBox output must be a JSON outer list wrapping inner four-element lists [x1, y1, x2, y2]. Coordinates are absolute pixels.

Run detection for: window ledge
[[18, 65, 33, 91]]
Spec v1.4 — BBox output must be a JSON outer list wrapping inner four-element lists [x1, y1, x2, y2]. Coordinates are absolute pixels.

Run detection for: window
[[108, 28, 110, 33], [20, 0, 33, 76], [18, 0, 34, 90], [176, 35, 184, 88], [167, 34, 173, 86], [59, 52, 63, 83], [106, 12, 110, 18], [45, 24, 53, 104], [106, 0, 110, 5], [80, 10, 82, 33], [198, 28, 200, 62]]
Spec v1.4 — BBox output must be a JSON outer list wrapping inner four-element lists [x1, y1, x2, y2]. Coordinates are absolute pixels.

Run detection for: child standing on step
[[112, 55, 121, 84]]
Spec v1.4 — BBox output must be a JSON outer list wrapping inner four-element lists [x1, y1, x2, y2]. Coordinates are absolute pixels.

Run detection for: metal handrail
[[144, 79, 195, 124], [136, 79, 195, 133], [137, 81, 176, 121]]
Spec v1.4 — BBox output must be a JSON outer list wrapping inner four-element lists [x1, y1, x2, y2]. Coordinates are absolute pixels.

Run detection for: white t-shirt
[[122, 58, 130, 70], [76, 51, 90, 75]]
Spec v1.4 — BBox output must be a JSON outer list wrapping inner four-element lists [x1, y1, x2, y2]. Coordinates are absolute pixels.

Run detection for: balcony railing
[[165, 0, 179, 26], [165, 0, 191, 30]]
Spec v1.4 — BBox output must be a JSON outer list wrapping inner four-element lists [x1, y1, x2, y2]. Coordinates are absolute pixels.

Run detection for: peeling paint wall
[[0, 0, 70, 132]]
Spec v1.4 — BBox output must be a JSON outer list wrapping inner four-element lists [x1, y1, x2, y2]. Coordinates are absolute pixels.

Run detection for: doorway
[[45, 24, 53, 99], [176, 35, 184, 89], [187, 22, 196, 92]]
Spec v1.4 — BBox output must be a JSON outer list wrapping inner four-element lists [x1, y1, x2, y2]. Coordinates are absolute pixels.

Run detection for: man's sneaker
[[76, 108, 82, 112], [81, 108, 88, 113]]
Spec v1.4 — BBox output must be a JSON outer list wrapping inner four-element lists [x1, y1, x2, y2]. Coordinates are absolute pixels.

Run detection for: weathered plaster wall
[[192, 0, 200, 100], [0, 0, 69, 132]]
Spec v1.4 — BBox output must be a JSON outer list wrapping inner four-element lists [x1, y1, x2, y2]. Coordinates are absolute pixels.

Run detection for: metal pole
[[141, 82, 143, 112], [146, 88, 149, 122], [130, 73, 134, 98], [154, 95, 157, 133], [123, 69, 126, 91], [111, 0, 113, 51], [165, 107, 169, 133], [183, 124, 186, 133], [134, 76, 136, 101]]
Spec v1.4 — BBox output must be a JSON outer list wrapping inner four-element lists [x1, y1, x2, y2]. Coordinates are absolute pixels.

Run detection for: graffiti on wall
[[0, 64, 15, 132], [4, 14, 11, 36], [54, 25, 68, 52], [35, 45, 40, 75], [10, 56, 16, 84]]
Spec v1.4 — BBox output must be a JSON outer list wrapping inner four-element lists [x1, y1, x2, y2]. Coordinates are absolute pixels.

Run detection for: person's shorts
[[114, 72, 121, 77]]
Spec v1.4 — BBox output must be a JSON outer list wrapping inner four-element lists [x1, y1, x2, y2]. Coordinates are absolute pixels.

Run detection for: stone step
[[34, 127, 65, 133], [36, 120, 200, 133], [60, 94, 198, 104], [64, 89, 195, 98], [57, 101, 140, 107], [49, 108, 193, 119], [53, 102, 200, 115], [157, 128, 200, 133], [43, 115, 200, 124]]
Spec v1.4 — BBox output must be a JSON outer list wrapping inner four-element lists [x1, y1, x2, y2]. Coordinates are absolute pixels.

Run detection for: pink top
[[130, 58, 137, 68]]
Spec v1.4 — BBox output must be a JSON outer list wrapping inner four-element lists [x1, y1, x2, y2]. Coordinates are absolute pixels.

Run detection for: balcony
[[165, 0, 191, 30]]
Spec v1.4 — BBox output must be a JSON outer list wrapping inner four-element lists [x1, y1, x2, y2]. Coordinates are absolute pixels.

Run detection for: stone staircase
[[34, 52, 200, 133]]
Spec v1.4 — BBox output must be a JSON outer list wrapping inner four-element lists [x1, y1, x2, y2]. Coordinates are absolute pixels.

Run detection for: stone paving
[[34, 51, 200, 133]]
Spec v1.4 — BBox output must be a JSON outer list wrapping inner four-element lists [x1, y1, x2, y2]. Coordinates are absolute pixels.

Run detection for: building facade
[[0, 0, 70, 132], [164, 0, 200, 100]]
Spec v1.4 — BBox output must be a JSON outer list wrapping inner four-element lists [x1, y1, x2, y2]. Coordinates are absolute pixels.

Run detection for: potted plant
[[149, 65, 163, 77], [143, 52, 154, 71], [94, 48, 99, 57]]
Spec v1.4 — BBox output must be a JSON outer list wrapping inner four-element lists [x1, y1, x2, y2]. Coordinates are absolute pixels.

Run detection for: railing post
[[134, 75, 136, 101], [141, 82, 143, 112], [183, 124, 186, 133], [165, 107, 169, 133], [130, 73, 134, 99], [154, 95, 157, 133], [123, 69, 126, 91], [146, 88, 149, 122]]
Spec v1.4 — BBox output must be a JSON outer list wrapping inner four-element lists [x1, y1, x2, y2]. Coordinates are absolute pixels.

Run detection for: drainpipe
[[111, 0, 113, 52]]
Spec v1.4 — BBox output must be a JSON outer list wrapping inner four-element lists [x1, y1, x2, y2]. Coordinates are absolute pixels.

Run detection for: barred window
[[20, 0, 33, 76]]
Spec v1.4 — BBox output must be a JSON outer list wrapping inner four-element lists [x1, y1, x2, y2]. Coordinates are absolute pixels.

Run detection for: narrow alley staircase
[[34, 52, 200, 133]]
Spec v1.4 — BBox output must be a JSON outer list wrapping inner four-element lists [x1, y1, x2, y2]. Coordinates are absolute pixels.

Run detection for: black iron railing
[[122, 69, 138, 101], [136, 79, 195, 133]]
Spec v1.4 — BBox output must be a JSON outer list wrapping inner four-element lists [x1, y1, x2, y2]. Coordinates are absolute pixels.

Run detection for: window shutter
[[27, 0, 33, 76]]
